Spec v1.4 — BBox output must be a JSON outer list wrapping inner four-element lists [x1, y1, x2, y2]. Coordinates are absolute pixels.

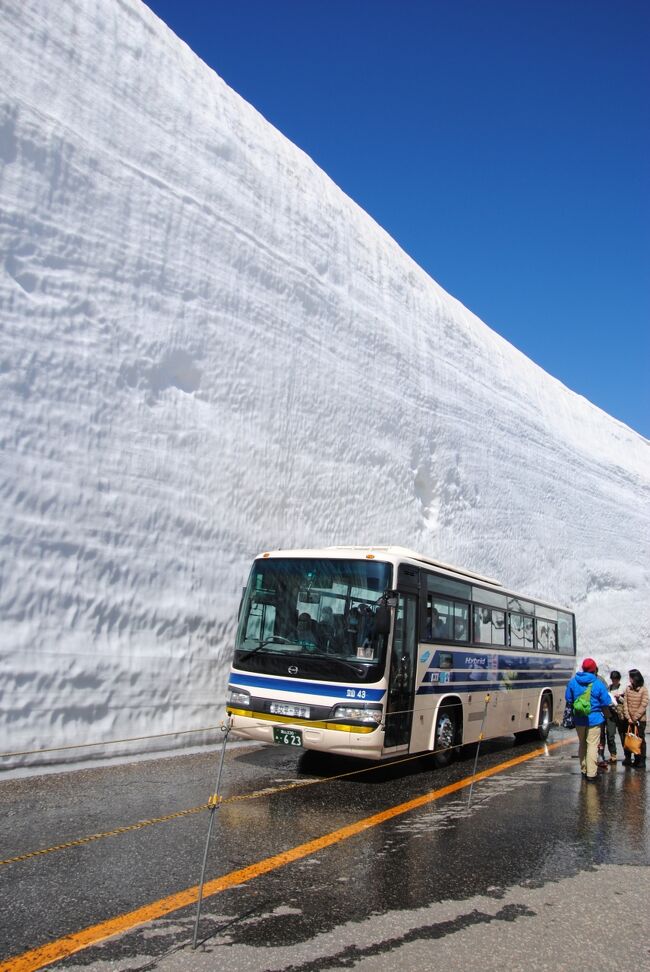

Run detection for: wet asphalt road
[[1, 730, 649, 971]]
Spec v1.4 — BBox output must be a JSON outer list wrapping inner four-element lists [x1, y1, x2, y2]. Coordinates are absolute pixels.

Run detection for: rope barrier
[[0, 805, 211, 867], [1, 682, 561, 761], [3, 686, 559, 871], [0, 724, 225, 760], [0, 687, 557, 879], [1, 688, 557, 870], [0, 731, 473, 870]]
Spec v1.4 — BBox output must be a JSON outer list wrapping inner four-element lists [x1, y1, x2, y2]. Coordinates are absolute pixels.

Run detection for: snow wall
[[1, 0, 649, 771]]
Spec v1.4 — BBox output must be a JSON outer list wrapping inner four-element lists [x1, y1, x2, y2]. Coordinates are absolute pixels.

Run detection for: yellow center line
[[0, 738, 572, 972]]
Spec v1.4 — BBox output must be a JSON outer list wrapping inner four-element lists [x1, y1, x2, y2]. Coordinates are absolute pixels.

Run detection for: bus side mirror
[[374, 605, 391, 636]]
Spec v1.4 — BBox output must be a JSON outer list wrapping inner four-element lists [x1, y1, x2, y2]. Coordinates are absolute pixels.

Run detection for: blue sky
[[145, 0, 649, 439]]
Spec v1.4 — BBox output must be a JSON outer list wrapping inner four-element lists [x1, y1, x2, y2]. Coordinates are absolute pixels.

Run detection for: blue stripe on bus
[[421, 671, 570, 683], [417, 649, 574, 695], [417, 680, 571, 695], [229, 672, 386, 701], [421, 671, 572, 684], [427, 649, 573, 670]]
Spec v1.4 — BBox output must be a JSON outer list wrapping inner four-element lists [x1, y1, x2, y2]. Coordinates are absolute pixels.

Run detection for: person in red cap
[[565, 659, 613, 781]]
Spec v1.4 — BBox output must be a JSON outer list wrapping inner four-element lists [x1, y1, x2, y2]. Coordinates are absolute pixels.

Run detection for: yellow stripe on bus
[[226, 707, 376, 732]]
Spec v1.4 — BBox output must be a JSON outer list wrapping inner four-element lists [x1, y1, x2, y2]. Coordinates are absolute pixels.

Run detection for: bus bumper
[[227, 708, 385, 760]]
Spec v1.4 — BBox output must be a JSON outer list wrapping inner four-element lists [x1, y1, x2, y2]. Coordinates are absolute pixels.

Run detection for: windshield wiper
[[301, 652, 368, 677], [237, 637, 295, 663]]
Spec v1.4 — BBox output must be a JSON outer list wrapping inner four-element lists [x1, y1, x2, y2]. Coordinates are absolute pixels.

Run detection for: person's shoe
[[622, 757, 633, 766], [632, 759, 646, 769], [609, 755, 618, 762], [585, 775, 599, 783]]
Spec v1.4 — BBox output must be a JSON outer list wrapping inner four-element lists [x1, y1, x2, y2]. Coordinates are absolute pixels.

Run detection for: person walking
[[603, 670, 625, 761], [608, 670, 628, 758], [622, 669, 648, 769], [565, 658, 613, 782], [596, 668, 611, 766]]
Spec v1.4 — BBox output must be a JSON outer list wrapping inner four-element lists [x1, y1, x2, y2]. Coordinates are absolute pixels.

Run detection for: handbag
[[624, 724, 643, 755]]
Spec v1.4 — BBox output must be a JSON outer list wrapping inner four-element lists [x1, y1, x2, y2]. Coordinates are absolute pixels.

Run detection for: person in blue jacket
[[565, 657, 613, 782]]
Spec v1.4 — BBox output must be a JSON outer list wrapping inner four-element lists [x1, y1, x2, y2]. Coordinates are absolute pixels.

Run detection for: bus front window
[[235, 558, 392, 676]]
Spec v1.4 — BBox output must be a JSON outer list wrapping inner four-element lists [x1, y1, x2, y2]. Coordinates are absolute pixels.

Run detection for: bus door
[[384, 593, 419, 749]]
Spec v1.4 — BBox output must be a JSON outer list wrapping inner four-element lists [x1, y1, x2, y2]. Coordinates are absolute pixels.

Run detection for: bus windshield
[[234, 557, 392, 674]]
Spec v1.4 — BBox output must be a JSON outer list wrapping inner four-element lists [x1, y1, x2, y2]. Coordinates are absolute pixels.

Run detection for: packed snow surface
[[1, 0, 648, 770]]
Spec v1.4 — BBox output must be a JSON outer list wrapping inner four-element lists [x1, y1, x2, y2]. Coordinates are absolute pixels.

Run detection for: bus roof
[[255, 545, 500, 585], [253, 546, 574, 616]]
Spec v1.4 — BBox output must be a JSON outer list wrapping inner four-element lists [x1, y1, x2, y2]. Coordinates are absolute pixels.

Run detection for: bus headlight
[[332, 705, 383, 724], [228, 688, 251, 707]]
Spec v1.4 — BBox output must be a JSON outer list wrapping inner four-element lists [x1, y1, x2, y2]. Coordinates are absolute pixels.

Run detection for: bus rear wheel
[[534, 693, 553, 740], [517, 693, 553, 742], [432, 705, 459, 767]]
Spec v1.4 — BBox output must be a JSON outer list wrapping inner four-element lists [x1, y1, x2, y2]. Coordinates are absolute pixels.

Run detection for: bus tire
[[432, 704, 460, 768], [534, 692, 553, 741], [517, 693, 553, 742]]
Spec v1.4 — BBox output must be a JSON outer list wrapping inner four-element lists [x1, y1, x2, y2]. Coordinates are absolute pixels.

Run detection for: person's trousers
[[575, 723, 602, 778], [640, 721, 647, 761], [617, 718, 628, 753], [604, 715, 620, 755]]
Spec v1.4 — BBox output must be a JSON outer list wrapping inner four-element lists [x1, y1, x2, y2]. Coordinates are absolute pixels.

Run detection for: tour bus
[[226, 546, 576, 763]]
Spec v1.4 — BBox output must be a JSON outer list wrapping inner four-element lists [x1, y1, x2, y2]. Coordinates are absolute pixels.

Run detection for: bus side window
[[473, 606, 489, 643], [473, 606, 505, 645], [557, 612, 575, 654], [524, 616, 534, 648], [426, 595, 452, 639], [536, 620, 548, 651], [509, 612, 524, 648], [492, 609, 505, 645], [536, 619, 557, 651], [453, 602, 468, 641]]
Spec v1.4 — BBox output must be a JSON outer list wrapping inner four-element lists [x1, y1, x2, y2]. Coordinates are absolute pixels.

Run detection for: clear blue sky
[[145, 0, 649, 439]]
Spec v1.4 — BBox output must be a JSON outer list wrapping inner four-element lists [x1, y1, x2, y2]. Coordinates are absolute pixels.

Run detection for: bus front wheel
[[432, 706, 459, 767]]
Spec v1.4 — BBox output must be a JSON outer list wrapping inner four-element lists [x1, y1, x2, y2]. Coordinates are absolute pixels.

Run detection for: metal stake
[[467, 693, 490, 809], [192, 718, 232, 949]]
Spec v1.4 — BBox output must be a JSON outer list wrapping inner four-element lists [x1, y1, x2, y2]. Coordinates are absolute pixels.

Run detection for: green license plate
[[273, 726, 303, 747]]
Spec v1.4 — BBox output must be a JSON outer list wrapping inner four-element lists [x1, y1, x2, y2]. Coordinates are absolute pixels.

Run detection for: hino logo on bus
[[288, 666, 298, 675]]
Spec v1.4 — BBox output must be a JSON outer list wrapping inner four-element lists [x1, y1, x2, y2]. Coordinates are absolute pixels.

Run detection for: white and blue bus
[[226, 546, 576, 763]]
